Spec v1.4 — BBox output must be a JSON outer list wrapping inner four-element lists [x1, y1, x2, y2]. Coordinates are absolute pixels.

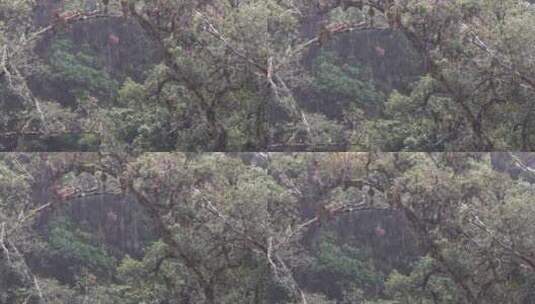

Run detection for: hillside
[[1, 152, 535, 303], [2, 1, 535, 151]]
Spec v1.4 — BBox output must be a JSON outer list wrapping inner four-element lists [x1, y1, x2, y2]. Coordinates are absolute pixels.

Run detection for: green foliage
[[313, 234, 383, 287], [106, 77, 175, 151], [385, 256, 458, 304], [0, 160, 31, 211], [312, 52, 383, 105], [3, 0, 535, 150], [47, 39, 118, 98], [301, 231, 385, 303], [47, 217, 116, 273], [277, 113, 347, 149], [364, 76, 459, 151], [4, 153, 535, 302]]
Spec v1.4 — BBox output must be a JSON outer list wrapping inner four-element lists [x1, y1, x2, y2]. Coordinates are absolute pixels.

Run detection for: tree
[[2, 152, 535, 302]]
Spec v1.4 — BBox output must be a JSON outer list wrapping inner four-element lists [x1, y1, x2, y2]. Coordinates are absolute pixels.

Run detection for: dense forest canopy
[[1, 152, 535, 303], [1, 0, 535, 151], [3, 1, 535, 304]]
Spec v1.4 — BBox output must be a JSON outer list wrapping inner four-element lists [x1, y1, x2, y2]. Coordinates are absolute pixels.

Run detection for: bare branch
[[33, 276, 47, 304], [469, 215, 535, 271], [0, 222, 10, 262]]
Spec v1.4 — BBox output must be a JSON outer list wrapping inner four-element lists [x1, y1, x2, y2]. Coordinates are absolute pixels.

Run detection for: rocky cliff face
[[62, 194, 152, 257], [31, 165, 154, 258], [31, 0, 162, 109]]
